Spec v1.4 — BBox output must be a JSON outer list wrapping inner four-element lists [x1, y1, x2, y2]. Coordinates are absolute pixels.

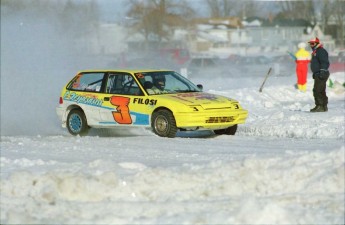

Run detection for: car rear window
[[68, 73, 105, 92]]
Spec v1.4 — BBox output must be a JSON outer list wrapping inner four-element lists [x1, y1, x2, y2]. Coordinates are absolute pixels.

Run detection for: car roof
[[77, 69, 172, 74]]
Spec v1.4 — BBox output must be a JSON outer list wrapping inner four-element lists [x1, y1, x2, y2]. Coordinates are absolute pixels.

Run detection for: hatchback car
[[56, 70, 248, 138]]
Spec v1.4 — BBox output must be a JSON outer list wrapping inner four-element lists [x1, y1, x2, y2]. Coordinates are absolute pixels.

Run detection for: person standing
[[295, 42, 311, 92], [308, 37, 330, 112]]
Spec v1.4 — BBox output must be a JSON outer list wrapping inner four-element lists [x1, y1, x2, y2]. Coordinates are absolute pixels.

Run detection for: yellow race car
[[56, 70, 248, 138]]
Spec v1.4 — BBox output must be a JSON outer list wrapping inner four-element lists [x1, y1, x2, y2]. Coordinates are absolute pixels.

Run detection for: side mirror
[[197, 84, 203, 91]]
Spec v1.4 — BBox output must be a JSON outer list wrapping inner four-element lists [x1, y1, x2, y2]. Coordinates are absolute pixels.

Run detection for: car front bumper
[[174, 108, 248, 130]]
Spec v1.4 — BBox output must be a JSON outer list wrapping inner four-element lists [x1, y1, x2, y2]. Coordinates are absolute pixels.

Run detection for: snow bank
[[1, 145, 344, 224], [205, 77, 345, 140]]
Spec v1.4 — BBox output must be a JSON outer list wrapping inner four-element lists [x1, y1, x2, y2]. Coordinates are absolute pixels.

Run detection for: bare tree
[[270, 0, 344, 47], [205, 0, 237, 17], [320, 0, 333, 31], [276, 0, 317, 24], [125, 0, 195, 43], [330, 0, 345, 47], [240, 1, 264, 19], [205, 0, 265, 19]]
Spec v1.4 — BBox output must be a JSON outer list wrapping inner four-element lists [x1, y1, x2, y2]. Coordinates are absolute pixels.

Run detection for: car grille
[[205, 116, 235, 123]]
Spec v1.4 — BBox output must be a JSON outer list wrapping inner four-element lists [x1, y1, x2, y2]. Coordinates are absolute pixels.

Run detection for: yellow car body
[[56, 70, 248, 137]]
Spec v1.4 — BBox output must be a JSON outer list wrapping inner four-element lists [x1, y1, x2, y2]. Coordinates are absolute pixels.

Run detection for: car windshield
[[135, 71, 201, 95]]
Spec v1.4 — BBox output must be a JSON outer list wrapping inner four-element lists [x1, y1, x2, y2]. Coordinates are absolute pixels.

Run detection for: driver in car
[[146, 75, 167, 94]]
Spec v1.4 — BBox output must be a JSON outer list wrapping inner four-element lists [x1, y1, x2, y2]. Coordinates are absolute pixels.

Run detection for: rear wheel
[[67, 109, 89, 136], [214, 124, 237, 135], [151, 109, 177, 138]]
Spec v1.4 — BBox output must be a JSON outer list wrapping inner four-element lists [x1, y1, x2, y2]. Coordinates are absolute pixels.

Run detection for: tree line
[[125, 0, 344, 47], [2, 0, 344, 47]]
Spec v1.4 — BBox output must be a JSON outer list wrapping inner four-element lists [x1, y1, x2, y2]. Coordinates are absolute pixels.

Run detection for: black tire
[[66, 109, 89, 136], [214, 124, 238, 135], [151, 109, 177, 138]]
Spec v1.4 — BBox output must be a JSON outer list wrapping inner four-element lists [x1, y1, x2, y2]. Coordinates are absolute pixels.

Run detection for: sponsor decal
[[63, 91, 103, 106], [135, 73, 145, 79], [175, 93, 218, 101], [206, 116, 234, 123], [171, 95, 194, 103], [178, 93, 218, 100], [133, 98, 157, 106], [72, 74, 82, 89]]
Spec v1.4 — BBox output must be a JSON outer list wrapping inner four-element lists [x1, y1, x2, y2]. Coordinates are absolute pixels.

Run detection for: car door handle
[[104, 97, 110, 101]]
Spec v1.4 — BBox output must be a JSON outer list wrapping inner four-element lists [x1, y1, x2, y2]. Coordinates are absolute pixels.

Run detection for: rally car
[[56, 70, 248, 138]]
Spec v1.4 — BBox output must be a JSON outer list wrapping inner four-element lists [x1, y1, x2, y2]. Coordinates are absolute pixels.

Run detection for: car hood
[[160, 92, 236, 109]]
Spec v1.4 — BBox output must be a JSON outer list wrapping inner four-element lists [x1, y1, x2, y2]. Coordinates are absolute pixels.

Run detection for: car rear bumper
[[56, 106, 67, 128]]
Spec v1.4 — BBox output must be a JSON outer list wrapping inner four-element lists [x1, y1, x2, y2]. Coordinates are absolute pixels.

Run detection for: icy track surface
[[1, 73, 344, 224], [1, 135, 344, 224]]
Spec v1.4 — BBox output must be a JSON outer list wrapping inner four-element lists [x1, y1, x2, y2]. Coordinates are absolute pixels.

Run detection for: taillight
[[59, 97, 63, 104]]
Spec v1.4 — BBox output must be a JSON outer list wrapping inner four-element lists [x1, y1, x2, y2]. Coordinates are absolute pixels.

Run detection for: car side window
[[106, 74, 124, 94], [68, 73, 104, 92], [106, 74, 144, 96]]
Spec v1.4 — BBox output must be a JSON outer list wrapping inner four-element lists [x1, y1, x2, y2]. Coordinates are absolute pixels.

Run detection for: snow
[[1, 71, 344, 224], [198, 31, 228, 42], [242, 20, 262, 27]]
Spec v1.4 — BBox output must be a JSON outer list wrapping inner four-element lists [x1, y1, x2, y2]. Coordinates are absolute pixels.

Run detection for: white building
[[186, 18, 336, 57]]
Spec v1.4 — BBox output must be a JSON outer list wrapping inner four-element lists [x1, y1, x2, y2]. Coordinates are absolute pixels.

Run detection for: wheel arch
[[65, 105, 88, 123], [151, 106, 174, 121]]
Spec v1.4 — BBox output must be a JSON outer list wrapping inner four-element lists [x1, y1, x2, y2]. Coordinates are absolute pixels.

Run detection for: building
[[185, 17, 336, 57]]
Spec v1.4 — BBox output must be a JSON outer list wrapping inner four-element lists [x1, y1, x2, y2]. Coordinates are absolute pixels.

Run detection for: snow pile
[[1, 146, 344, 224]]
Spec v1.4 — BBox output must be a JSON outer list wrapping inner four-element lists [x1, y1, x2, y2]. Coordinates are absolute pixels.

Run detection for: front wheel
[[214, 124, 237, 135], [151, 109, 177, 138], [67, 109, 89, 136]]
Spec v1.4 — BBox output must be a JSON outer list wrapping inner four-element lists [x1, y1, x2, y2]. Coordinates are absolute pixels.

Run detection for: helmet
[[308, 37, 320, 44], [153, 75, 166, 90], [298, 42, 306, 49]]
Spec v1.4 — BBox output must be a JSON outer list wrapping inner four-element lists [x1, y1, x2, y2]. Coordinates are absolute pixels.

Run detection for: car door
[[97, 72, 152, 126]]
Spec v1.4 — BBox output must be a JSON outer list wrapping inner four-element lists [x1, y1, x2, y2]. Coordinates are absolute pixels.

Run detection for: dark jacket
[[310, 47, 329, 74]]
